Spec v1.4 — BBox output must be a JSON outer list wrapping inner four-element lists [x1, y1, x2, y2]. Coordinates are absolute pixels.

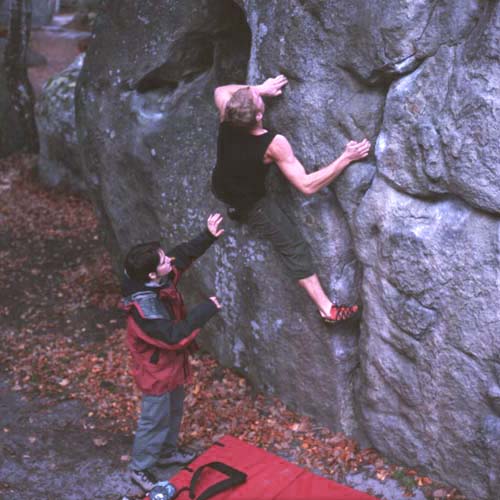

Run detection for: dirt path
[[0, 375, 137, 499]]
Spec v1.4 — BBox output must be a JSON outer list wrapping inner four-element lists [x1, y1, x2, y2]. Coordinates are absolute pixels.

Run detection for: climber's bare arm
[[265, 134, 371, 196]]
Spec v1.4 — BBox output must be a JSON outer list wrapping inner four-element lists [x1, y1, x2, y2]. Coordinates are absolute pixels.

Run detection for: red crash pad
[[169, 435, 376, 500]]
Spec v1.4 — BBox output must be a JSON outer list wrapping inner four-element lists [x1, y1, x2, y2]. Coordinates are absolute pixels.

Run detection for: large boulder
[[350, 3, 500, 498], [36, 54, 86, 191], [75, 1, 499, 498], [354, 176, 500, 498]]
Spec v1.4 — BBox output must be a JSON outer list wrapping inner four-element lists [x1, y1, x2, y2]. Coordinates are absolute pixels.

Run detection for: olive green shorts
[[246, 197, 315, 281]]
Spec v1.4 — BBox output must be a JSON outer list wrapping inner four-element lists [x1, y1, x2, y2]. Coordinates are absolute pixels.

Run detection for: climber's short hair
[[224, 87, 259, 128]]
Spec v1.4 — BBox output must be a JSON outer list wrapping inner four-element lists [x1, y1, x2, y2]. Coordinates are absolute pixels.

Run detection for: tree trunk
[[4, 0, 39, 154]]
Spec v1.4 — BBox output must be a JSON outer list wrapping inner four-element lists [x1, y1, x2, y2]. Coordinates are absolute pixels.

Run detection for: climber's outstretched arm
[[266, 134, 371, 196]]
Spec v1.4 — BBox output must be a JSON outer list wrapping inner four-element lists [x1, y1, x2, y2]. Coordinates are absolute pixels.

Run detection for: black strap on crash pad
[[172, 461, 247, 500]]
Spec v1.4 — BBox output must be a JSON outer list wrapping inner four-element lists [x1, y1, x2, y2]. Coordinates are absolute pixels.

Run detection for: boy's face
[[152, 248, 173, 279]]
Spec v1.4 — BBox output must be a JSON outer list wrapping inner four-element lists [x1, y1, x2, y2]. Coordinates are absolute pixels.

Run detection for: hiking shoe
[[157, 448, 196, 466], [321, 304, 359, 324], [130, 468, 157, 492]]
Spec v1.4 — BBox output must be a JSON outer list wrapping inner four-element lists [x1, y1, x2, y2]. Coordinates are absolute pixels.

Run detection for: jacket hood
[[121, 271, 173, 298]]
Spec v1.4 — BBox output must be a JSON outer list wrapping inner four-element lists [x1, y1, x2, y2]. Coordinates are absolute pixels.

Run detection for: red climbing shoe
[[321, 304, 359, 324]]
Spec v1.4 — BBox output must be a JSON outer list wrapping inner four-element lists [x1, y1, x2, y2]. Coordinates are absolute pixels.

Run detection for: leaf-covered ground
[[0, 155, 466, 500]]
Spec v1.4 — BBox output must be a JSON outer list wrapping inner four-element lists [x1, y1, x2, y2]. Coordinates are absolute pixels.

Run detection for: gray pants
[[130, 385, 185, 471], [246, 197, 315, 280]]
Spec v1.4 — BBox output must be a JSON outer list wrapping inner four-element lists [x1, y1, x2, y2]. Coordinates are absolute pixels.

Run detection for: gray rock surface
[[376, 12, 500, 214], [354, 176, 499, 498], [74, 1, 500, 498], [349, 4, 500, 499], [36, 53, 87, 191]]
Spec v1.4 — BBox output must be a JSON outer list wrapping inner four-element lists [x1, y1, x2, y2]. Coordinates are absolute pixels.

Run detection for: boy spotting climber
[[212, 75, 371, 323], [121, 214, 224, 492]]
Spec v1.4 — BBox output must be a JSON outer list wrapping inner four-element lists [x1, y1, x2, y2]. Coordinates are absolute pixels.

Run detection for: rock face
[[351, 6, 500, 497], [75, 1, 500, 498], [36, 54, 86, 191]]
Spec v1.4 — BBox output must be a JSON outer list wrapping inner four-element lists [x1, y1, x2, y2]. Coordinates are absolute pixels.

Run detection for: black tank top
[[212, 122, 276, 211]]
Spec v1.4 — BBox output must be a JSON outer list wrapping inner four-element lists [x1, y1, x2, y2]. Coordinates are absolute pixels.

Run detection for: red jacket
[[124, 270, 199, 394], [121, 230, 219, 395]]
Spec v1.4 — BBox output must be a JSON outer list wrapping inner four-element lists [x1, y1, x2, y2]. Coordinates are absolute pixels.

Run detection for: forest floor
[[0, 11, 467, 500]]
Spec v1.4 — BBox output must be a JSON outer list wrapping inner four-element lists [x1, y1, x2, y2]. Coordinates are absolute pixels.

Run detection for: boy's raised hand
[[207, 213, 224, 238], [210, 296, 222, 309]]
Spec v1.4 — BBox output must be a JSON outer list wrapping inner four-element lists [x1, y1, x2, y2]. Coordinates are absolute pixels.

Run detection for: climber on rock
[[211, 75, 370, 323]]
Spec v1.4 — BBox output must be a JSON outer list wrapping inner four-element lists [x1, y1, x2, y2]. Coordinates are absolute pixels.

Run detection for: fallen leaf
[[93, 437, 108, 447]]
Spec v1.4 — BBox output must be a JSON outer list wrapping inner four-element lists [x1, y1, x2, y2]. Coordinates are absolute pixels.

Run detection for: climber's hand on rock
[[343, 139, 371, 162], [207, 213, 224, 238], [257, 75, 288, 97]]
